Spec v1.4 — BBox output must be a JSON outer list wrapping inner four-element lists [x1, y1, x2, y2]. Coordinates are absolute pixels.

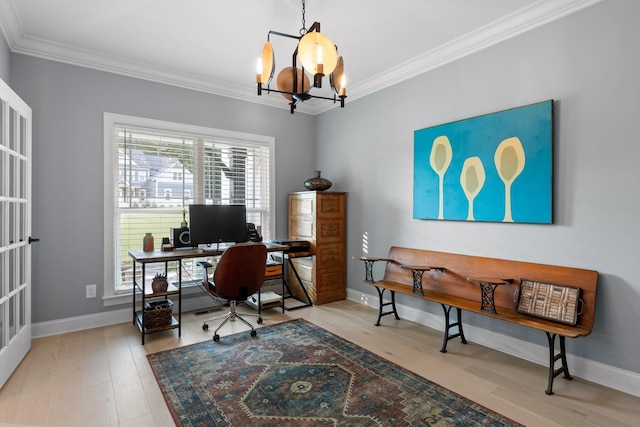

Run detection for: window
[[103, 114, 275, 304]]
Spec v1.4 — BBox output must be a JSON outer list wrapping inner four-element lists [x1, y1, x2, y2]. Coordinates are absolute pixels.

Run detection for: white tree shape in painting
[[494, 137, 526, 222], [429, 136, 452, 219], [460, 156, 486, 221]]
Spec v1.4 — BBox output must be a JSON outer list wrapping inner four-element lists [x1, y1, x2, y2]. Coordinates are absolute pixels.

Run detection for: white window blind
[[109, 120, 273, 294]]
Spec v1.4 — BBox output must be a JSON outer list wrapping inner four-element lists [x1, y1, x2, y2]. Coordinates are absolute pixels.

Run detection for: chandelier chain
[[300, 0, 307, 36]]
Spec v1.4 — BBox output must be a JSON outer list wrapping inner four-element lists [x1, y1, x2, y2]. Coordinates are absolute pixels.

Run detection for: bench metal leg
[[440, 305, 467, 353], [363, 260, 375, 283], [545, 332, 573, 395], [373, 287, 399, 326]]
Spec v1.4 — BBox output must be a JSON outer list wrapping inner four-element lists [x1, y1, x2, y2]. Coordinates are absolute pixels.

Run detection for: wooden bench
[[355, 246, 599, 395]]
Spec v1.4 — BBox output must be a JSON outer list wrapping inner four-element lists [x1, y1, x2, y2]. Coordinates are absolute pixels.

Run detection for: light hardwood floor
[[1, 299, 638, 426]]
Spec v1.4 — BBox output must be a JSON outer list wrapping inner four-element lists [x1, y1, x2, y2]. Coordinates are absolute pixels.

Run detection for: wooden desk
[[129, 243, 288, 344]]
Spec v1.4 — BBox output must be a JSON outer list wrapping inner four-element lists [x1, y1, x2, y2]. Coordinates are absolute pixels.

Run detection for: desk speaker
[[172, 227, 191, 248]]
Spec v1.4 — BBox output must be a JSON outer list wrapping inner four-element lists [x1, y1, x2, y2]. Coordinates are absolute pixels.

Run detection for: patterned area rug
[[148, 319, 522, 426]]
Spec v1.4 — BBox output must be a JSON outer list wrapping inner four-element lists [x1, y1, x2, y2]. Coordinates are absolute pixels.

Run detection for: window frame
[[102, 113, 276, 306]]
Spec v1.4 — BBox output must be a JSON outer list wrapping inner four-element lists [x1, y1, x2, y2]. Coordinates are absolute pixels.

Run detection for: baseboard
[[31, 294, 217, 339], [347, 288, 640, 398]]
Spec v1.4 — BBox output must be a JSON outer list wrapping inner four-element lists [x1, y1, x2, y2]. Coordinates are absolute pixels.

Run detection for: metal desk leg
[[132, 260, 137, 326], [141, 263, 146, 345], [282, 254, 313, 310], [178, 260, 182, 338]]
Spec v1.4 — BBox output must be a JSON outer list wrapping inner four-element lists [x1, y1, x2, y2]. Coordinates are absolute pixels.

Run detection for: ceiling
[[0, 0, 599, 115]]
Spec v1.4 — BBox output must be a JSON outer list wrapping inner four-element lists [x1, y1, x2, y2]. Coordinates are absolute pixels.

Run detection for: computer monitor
[[188, 204, 248, 247]]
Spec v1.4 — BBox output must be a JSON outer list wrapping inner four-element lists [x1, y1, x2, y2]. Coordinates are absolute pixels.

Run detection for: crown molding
[[0, 1, 19, 47], [1, 0, 601, 116], [312, 0, 602, 114]]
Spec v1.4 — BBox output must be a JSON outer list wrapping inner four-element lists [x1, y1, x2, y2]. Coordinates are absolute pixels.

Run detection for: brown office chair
[[200, 243, 267, 341]]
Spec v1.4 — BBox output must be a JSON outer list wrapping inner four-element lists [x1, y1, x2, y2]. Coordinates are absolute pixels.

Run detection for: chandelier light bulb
[[298, 31, 338, 76], [256, 58, 262, 83], [317, 46, 323, 75]]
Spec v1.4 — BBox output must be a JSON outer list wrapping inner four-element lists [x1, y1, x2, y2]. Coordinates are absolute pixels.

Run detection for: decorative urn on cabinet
[[304, 171, 332, 191]]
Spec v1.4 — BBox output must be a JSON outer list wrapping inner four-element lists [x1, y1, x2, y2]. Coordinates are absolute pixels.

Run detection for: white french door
[[0, 78, 32, 389]]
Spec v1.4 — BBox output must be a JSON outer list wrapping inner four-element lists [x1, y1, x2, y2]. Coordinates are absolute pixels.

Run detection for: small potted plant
[[151, 272, 169, 293]]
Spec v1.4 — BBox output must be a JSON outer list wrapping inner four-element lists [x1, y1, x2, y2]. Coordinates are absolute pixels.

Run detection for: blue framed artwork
[[414, 100, 553, 223]]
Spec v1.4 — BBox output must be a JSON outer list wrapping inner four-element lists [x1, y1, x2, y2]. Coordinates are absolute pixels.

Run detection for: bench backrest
[[383, 246, 599, 330]]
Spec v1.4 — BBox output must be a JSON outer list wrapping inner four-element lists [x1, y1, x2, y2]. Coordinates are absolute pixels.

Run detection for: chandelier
[[256, 0, 346, 114]]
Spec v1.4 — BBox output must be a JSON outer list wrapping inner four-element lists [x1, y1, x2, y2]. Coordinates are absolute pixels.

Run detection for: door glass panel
[[0, 252, 4, 299], [8, 201, 14, 246], [19, 245, 25, 287], [9, 293, 16, 340], [8, 248, 15, 293], [20, 115, 27, 156], [9, 155, 15, 198], [19, 288, 26, 331], [0, 101, 4, 147], [0, 151, 4, 196], [0, 201, 4, 247], [9, 107, 16, 151], [0, 303, 4, 348], [20, 158, 27, 199], [0, 252, 8, 300], [18, 203, 25, 244]]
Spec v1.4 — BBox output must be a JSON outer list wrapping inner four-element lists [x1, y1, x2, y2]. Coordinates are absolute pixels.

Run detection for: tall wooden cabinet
[[288, 191, 346, 305]]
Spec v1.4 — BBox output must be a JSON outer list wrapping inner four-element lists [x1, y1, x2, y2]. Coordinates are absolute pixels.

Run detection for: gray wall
[[316, 1, 640, 374], [9, 54, 316, 323], [0, 29, 9, 82]]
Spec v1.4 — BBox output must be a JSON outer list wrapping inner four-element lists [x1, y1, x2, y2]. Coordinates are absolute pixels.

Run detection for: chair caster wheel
[[213, 334, 220, 341], [202, 323, 209, 331], [257, 318, 263, 324], [250, 330, 257, 338]]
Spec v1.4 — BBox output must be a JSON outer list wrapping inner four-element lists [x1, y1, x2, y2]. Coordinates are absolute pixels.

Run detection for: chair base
[[202, 300, 260, 341]]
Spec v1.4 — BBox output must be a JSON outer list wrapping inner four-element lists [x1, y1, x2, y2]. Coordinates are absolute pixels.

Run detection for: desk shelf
[[133, 282, 180, 338], [129, 249, 190, 345], [134, 312, 180, 334], [136, 283, 179, 297], [132, 278, 181, 343]]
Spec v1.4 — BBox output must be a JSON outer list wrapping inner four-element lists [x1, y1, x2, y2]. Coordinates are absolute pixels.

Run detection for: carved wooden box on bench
[[516, 279, 582, 325], [355, 246, 598, 395]]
